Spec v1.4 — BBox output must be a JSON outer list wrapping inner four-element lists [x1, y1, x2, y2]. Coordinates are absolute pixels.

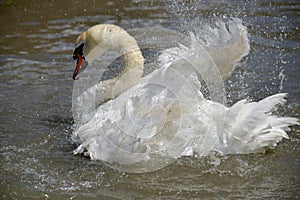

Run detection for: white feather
[[72, 20, 298, 169], [213, 93, 299, 154]]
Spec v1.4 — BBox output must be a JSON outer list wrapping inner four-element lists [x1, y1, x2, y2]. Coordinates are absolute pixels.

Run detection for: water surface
[[1, 0, 299, 199]]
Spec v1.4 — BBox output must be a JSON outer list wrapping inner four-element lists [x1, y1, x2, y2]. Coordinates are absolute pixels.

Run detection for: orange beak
[[73, 53, 85, 80]]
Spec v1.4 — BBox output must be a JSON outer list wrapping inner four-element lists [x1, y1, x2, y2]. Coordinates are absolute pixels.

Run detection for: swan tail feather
[[214, 93, 299, 154]]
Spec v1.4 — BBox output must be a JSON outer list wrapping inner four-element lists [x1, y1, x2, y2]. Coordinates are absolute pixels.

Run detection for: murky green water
[[1, 0, 299, 199]]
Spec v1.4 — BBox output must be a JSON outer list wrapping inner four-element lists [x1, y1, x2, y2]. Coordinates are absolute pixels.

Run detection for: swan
[[71, 19, 299, 172]]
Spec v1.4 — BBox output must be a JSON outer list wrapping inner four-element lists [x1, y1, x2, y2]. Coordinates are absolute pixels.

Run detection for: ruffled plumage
[[71, 19, 298, 172]]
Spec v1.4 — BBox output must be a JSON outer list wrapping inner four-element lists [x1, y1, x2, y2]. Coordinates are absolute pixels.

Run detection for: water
[[1, 0, 299, 199]]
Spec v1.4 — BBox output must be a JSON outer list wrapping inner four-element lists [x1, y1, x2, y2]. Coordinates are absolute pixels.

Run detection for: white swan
[[71, 19, 298, 172]]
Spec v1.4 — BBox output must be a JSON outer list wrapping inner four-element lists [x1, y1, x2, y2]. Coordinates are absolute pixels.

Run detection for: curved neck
[[87, 28, 144, 104], [84, 25, 144, 68], [115, 45, 144, 95]]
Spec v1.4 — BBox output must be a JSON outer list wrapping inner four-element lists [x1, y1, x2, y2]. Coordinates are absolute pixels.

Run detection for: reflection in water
[[0, 0, 299, 199]]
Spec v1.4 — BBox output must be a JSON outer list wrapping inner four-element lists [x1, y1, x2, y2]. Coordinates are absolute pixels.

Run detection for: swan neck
[[94, 28, 144, 103], [117, 34, 144, 72], [115, 33, 144, 88]]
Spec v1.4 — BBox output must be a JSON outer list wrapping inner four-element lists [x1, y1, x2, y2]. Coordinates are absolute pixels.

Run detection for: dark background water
[[1, 0, 299, 199]]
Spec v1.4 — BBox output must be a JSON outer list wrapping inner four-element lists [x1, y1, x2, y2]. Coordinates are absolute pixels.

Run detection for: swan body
[[71, 20, 299, 170]]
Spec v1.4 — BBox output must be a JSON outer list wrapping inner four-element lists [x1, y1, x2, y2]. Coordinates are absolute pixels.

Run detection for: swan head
[[72, 24, 138, 80]]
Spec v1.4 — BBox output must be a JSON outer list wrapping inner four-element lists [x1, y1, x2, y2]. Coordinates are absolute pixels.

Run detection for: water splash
[[279, 69, 285, 92]]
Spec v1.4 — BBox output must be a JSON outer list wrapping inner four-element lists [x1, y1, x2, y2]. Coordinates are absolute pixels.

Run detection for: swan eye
[[72, 53, 77, 60]]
